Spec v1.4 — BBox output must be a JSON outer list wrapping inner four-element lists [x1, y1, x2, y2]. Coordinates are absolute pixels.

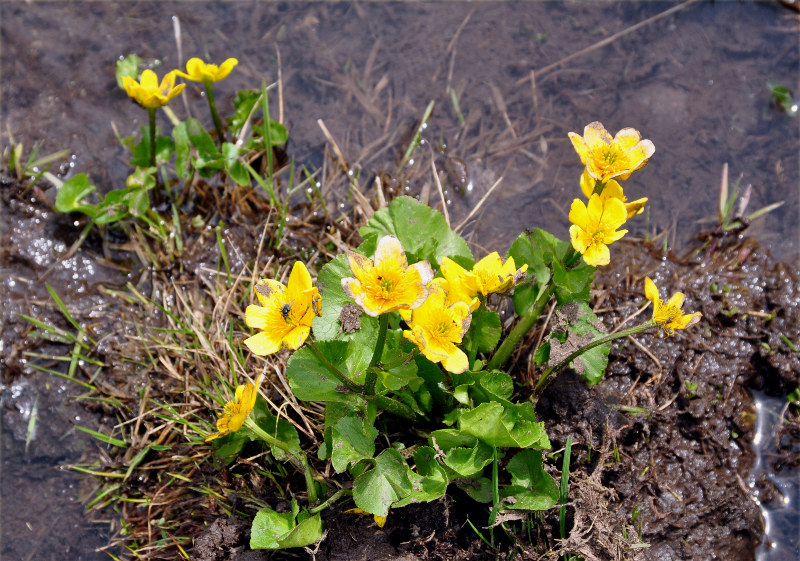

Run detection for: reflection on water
[[750, 393, 800, 560]]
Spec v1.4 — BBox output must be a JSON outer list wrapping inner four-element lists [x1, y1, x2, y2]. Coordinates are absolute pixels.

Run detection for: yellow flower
[[244, 262, 321, 355], [175, 57, 238, 83], [568, 122, 655, 182], [121, 69, 185, 109], [580, 169, 648, 220], [644, 277, 702, 337], [206, 374, 262, 441], [568, 194, 628, 267], [403, 283, 472, 374], [440, 254, 527, 300], [344, 508, 387, 528], [342, 236, 433, 317]]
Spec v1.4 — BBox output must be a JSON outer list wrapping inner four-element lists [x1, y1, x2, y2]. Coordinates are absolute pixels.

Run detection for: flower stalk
[[486, 283, 555, 371], [364, 314, 389, 395], [244, 416, 319, 502], [203, 79, 226, 146], [533, 319, 657, 396]]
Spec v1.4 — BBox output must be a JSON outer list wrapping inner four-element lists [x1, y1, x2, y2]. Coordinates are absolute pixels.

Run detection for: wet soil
[[2, 2, 800, 561]]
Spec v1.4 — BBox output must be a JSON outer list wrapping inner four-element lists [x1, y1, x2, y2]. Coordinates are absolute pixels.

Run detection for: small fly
[[281, 301, 294, 322]]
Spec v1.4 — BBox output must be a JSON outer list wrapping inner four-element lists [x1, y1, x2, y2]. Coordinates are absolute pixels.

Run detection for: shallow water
[[2, 1, 798, 559]]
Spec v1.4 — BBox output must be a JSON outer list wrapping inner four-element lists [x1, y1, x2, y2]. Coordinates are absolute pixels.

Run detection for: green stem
[[308, 489, 352, 515], [591, 178, 606, 196], [489, 446, 499, 547], [486, 283, 555, 371], [534, 319, 657, 396], [203, 79, 225, 146], [307, 341, 363, 393], [372, 395, 418, 420], [559, 435, 573, 541], [244, 417, 318, 502], [364, 314, 389, 395], [148, 108, 157, 168]]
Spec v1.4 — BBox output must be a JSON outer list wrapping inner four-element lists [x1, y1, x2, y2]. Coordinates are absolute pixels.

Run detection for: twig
[[454, 175, 504, 233], [515, 0, 699, 86]]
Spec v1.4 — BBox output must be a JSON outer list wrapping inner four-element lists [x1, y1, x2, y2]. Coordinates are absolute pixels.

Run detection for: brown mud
[[2, 2, 800, 561]]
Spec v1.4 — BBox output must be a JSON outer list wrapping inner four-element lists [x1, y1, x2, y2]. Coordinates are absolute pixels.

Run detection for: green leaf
[[500, 449, 559, 510], [352, 448, 412, 517], [54, 173, 98, 215], [93, 189, 133, 225], [313, 254, 379, 343], [459, 402, 550, 449], [508, 228, 559, 313], [186, 118, 221, 160], [477, 371, 514, 402], [250, 507, 322, 549], [331, 415, 378, 473], [393, 446, 448, 507], [222, 142, 250, 186], [534, 341, 550, 365], [546, 301, 610, 385], [229, 89, 260, 137], [442, 440, 494, 477], [286, 342, 365, 402], [457, 476, 493, 503], [115, 54, 142, 89], [359, 196, 472, 266], [377, 348, 422, 392], [319, 401, 357, 460], [552, 258, 593, 306], [464, 308, 502, 354], [172, 121, 191, 180]]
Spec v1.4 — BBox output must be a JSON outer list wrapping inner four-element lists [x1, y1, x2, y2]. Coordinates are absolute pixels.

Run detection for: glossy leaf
[[352, 448, 412, 517], [250, 507, 322, 550], [500, 449, 559, 510], [331, 415, 378, 473], [459, 402, 550, 449], [359, 196, 472, 266]]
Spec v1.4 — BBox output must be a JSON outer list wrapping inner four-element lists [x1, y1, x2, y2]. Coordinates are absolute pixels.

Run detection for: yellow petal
[[568, 198, 590, 230], [579, 168, 596, 198], [582, 243, 611, 267], [568, 131, 590, 165], [597, 197, 627, 232], [214, 58, 239, 81], [441, 347, 469, 374], [282, 325, 311, 350], [624, 197, 648, 219], [569, 224, 590, 254], [670, 311, 702, 331], [665, 291, 686, 310], [583, 121, 613, 151], [140, 69, 158, 89], [245, 303, 273, 330], [287, 261, 313, 294], [244, 330, 282, 356], [644, 277, 660, 306]]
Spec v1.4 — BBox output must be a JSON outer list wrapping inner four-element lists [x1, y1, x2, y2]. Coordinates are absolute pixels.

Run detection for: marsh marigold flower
[[441, 254, 527, 302], [569, 194, 628, 267], [244, 262, 321, 355], [579, 169, 648, 220], [644, 277, 702, 337], [342, 236, 433, 317], [176, 57, 238, 83], [122, 69, 185, 109], [206, 374, 262, 441], [403, 282, 472, 374], [568, 122, 655, 183]]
